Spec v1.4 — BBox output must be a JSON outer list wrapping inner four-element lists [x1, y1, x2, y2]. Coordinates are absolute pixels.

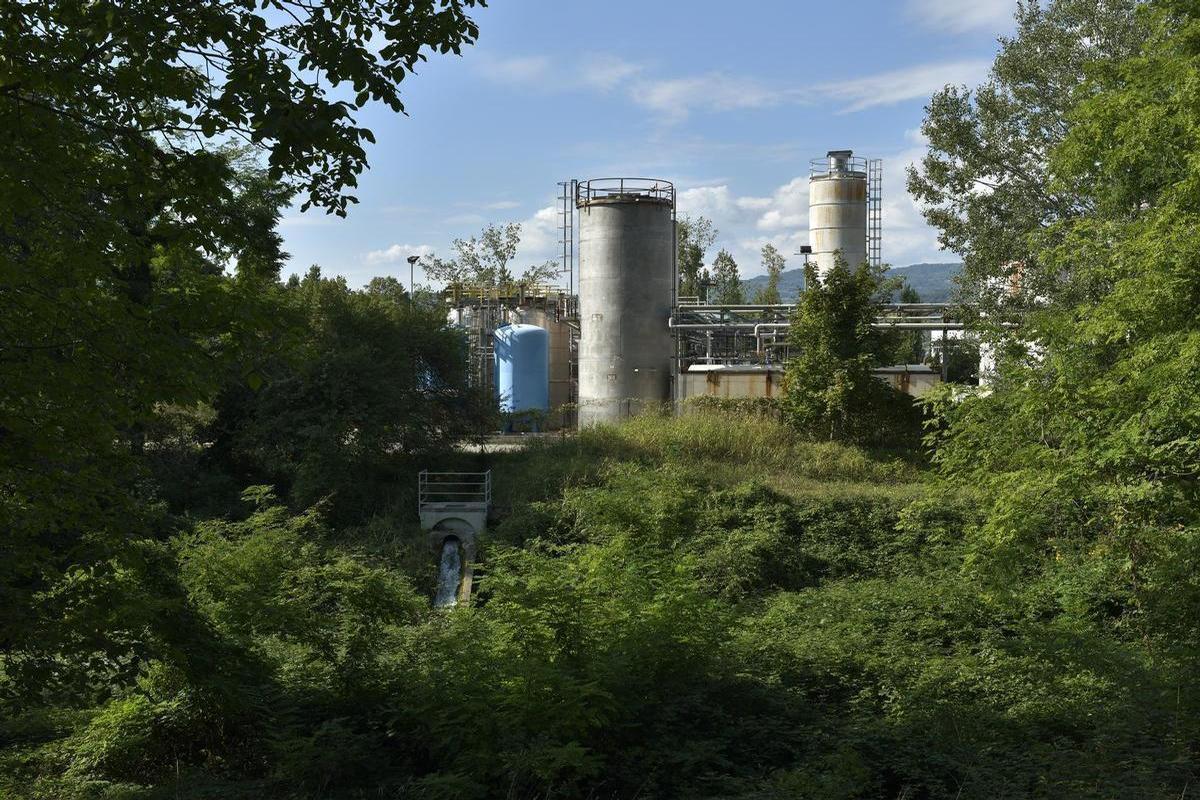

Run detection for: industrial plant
[[439, 150, 965, 431]]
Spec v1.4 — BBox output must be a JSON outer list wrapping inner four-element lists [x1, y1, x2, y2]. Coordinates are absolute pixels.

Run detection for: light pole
[[793, 245, 813, 293], [406, 254, 420, 297]]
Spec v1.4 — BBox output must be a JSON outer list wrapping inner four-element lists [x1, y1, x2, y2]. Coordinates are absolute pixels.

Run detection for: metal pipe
[[872, 322, 966, 330], [753, 322, 790, 352]]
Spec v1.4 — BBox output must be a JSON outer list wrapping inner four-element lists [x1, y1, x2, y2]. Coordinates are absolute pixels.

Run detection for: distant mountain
[[740, 261, 962, 303]]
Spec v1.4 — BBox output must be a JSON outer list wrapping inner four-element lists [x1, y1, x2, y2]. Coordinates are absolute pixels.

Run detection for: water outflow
[[433, 538, 462, 608]]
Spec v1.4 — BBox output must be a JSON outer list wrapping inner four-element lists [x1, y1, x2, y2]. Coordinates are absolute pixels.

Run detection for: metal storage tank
[[809, 150, 868, 277], [494, 324, 549, 414], [576, 178, 675, 426]]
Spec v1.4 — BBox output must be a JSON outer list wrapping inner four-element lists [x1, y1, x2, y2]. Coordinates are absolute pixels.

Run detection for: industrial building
[[440, 150, 966, 429]]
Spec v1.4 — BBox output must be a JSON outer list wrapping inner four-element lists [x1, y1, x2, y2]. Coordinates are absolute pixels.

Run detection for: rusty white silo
[[576, 178, 675, 427], [809, 150, 869, 276]]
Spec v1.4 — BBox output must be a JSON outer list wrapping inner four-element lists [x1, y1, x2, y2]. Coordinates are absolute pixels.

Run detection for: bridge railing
[[418, 470, 492, 510]]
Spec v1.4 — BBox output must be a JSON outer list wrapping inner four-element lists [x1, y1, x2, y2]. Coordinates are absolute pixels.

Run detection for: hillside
[[742, 261, 962, 302]]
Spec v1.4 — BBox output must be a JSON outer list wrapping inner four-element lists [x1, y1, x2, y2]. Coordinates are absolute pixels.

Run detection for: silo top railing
[[810, 156, 869, 177], [575, 178, 675, 206]]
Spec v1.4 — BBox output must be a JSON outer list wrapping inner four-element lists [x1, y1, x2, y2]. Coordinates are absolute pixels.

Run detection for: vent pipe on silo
[[574, 178, 675, 427]]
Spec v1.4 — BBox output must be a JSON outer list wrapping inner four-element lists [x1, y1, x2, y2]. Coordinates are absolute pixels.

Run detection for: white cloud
[[515, 205, 562, 266], [630, 73, 789, 122], [579, 54, 642, 91], [482, 54, 552, 84], [364, 242, 434, 265], [670, 145, 948, 278], [879, 144, 946, 267], [478, 50, 988, 120], [907, 0, 1016, 34], [484, 200, 521, 210], [676, 182, 803, 274], [754, 177, 809, 232], [815, 59, 992, 113]]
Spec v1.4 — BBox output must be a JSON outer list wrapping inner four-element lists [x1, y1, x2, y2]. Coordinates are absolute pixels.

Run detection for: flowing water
[[433, 538, 462, 608]]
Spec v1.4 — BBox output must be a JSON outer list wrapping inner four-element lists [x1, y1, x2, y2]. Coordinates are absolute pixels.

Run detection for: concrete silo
[[809, 150, 870, 276], [575, 178, 675, 426]]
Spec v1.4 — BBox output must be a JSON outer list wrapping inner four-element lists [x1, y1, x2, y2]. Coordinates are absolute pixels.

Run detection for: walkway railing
[[418, 470, 492, 510]]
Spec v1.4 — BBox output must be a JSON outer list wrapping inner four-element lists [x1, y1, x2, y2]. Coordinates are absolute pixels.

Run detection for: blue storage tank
[[494, 324, 549, 414]]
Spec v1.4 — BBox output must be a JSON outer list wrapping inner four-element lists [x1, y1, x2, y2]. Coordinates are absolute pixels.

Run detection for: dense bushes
[[3, 410, 1197, 797], [205, 268, 489, 516]]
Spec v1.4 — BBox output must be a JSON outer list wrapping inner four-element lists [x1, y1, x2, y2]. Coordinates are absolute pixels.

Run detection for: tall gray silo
[[809, 150, 869, 276], [576, 178, 675, 427]]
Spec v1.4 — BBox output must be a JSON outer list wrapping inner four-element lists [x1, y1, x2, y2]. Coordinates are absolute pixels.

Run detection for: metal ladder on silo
[[868, 159, 882, 268], [557, 179, 577, 299]]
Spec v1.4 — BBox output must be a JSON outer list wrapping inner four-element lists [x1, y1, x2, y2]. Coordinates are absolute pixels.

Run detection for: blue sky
[[280, 0, 1017, 285]]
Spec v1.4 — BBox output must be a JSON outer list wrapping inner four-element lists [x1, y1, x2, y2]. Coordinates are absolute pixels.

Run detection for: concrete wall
[[810, 171, 868, 276], [872, 365, 942, 398], [577, 195, 674, 426], [678, 367, 784, 401], [678, 364, 941, 402]]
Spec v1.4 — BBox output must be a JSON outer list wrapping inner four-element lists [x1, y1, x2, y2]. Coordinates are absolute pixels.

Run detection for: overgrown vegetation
[[782, 258, 923, 447], [5, 0, 1200, 796], [5, 411, 1193, 797]]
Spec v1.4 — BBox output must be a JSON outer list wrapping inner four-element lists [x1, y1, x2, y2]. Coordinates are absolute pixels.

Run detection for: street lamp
[[406, 254, 420, 297], [793, 245, 813, 293]]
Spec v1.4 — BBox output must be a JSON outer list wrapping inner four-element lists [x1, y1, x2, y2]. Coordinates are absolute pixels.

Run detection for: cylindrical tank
[[576, 178, 675, 427], [809, 149, 868, 277], [494, 323, 549, 413]]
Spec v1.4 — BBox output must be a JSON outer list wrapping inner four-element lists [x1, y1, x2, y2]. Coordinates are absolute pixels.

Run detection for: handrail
[[576, 177, 675, 205], [810, 155, 870, 177], [419, 470, 492, 510]]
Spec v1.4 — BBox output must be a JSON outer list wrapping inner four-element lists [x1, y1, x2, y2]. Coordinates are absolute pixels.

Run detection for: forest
[[3, 0, 1200, 797]]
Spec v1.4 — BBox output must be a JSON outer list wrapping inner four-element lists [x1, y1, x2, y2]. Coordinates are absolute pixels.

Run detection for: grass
[[336, 410, 931, 591], [480, 410, 928, 513]]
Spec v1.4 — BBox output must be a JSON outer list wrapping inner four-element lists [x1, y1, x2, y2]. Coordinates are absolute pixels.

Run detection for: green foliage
[[782, 258, 922, 445], [907, 0, 1143, 322], [925, 0, 1200, 648], [6, 407, 1196, 797], [1, 0, 486, 698], [207, 267, 488, 514], [424, 222, 559, 288], [10, 0, 1200, 795], [711, 248, 744, 305], [682, 395, 781, 419], [3, 0, 483, 216], [753, 243, 787, 304], [676, 214, 717, 299], [891, 283, 925, 365]]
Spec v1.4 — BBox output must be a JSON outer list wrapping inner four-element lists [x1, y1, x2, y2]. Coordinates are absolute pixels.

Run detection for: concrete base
[[420, 502, 486, 605]]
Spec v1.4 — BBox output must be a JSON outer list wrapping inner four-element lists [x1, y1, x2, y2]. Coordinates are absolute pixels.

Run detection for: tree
[[3, 0, 484, 216], [208, 267, 489, 513], [0, 0, 483, 679], [424, 222, 559, 288], [753, 244, 786, 304], [907, 0, 1143, 323], [782, 258, 919, 445], [711, 248, 744, 305], [927, 0, 1200, 652], [677, 215, 717, 299], [892, 283, 925, 364]]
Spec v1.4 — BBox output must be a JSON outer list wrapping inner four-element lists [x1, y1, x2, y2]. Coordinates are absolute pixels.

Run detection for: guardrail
[[418, 470, 492, 510], [810, 155, 871, 176], [576, 177, 675, 205]]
